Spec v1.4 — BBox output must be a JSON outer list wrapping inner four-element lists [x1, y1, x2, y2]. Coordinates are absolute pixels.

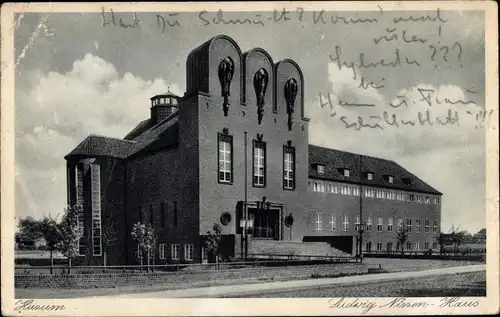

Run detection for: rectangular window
[[173, 202, 178, 227], [90, 163, 102, 256], [406, 219, 412, 233], [406, 242, 412, 250], [355, 215, 360, 231], [409, 194, 415, 202], [377, 217, 383, 232], [387, 242, 393, 251], [283, 146, 295, 190], [377, 242, 383, 251], [253, 140, 266, 187], [367, 172, 373, 180], [329, 214, 336, 231], [184, 244, 194, 261], [415, 241, 420, 250], [387, 218, 393, 232], [424, 220, 430, 233], [218, 132, 233, 183], [366, 217, 372, 232], [388, 176, 394, 183], [397, 218, 403, 230], [342, 215, 349, 231], [159, 244, 166, 259], [149, 204, 154, 226], [416, 219, 421, 233], [424, 242, 429, 250], [343, 169, 350, 177], [317, 165, 325, 175], [334, 185, 339, 194], [433, 220, 439, 233], [161, 203, 165, 228], [171, 244, 180, 260], [315, 213, 323, 231], [432, 242, 438, 249]]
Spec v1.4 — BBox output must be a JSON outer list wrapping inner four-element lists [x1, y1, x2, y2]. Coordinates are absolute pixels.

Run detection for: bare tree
[[396, 226, 409, 255], [434, 232, 447, 254], [131, 222, 156, 272], [204, 223, 223, 269]]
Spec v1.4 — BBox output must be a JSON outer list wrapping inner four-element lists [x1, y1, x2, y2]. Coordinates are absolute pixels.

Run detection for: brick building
[[64, 35, 442, 265]]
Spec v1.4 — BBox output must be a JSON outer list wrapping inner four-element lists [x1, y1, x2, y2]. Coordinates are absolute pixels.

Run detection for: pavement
[[100, 264, 485, 298]]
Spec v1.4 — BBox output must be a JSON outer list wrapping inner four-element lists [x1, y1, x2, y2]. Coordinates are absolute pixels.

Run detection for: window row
[[314, 214, 439, 234], [138, 201, 178, 228], [138, 244, 194, 261], [309, 180, 440, 205], [218, 132, 296, 190], [365, 241, 439, 252]]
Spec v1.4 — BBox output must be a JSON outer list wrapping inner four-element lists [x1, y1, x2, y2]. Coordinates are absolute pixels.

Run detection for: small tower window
[[343, 169, 350, 177], [367, 172, 373, 180], [388, 176, 394, 183]]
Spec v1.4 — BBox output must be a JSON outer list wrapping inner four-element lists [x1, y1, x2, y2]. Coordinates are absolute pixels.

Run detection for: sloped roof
[[65, 135, 135, 159], [124, 118, 151, 140], [308, 145, 441, 195], [65, 113, 179, 160]]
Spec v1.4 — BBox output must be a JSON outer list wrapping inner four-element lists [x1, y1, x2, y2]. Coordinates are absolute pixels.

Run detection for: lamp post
[[357, 223, 366, 262]]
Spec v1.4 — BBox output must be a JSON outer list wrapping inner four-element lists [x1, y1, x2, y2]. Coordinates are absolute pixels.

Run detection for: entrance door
[[248, 208, 279, 240]]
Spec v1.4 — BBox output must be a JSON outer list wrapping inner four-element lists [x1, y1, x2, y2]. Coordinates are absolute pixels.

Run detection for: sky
[[14, 8, 487, 233]]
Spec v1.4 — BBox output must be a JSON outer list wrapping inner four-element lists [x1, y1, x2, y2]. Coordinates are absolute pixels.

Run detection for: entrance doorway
[[248, 208, 279, 240]]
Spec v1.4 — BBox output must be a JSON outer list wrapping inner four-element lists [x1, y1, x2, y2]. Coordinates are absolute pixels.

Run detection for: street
[[228, 271, 486, 298]]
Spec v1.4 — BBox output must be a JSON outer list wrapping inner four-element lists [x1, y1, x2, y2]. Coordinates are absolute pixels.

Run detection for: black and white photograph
[[1, 1, 498, 316]]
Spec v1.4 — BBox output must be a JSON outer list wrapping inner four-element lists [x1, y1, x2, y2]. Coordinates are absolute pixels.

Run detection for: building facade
[[65, 35, 442, 265]]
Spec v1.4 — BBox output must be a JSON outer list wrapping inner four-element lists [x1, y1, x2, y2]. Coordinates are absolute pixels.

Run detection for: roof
[[150, 91, 180, 100], [308, 145, 441, 195], [65, 113, 179, 160], [65, 135, 135, 159]]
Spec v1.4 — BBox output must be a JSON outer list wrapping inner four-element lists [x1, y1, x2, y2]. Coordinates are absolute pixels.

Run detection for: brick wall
[[14, 263, 367, 289]]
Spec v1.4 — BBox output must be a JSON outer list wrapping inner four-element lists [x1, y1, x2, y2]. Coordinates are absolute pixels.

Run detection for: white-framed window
[[416, 219, 421, 233], [354, 215, 360, 231], [218, 133, 233, 183], [329, 214, 336, 231], [397, 218, 403, 230], [415, 241, 420, 250], [424, 219, 430, 233], [367, 172, 373, 180], [171, 244, 180, 260], [352, 187, 360, 196], [343, 169, 350, 177], [342, 215, 349, 231], [377, 217, 383, 232], [365, 242, 372, 252], [366, 217, 372, 232], [91, 163, 102, 256], [184, 244, 194, 261], [424, 242, 429, 250], [388, 176, 394, 183], [377, 242, 383, 251], [432, 242, 438, 249], [159, 244, 166, 259], [317, 165, 325, 175], [425, 196, 430, 204], [406, 242, 412, 250], [253, 140, 266, 186], [333, 184, 339, 194], [406, 219, 412, 233], [387, 218, 393, 232], [386, 242, 393, 251], [433, 220, 439, 233], [315, 213, 323, 231]]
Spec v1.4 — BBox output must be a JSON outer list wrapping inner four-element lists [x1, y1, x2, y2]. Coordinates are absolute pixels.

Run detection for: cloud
[[307, 63, 486, 233], [16, 53, 180, 219]]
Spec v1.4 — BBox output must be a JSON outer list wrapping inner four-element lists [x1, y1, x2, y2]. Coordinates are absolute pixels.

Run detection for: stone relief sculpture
[[253, 68, 269, 125], [218, 57, 235, 117], [284, 78, 298, 131]]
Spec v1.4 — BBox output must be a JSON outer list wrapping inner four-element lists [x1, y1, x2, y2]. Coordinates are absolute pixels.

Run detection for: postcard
[[1, 1, 498, 316]]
